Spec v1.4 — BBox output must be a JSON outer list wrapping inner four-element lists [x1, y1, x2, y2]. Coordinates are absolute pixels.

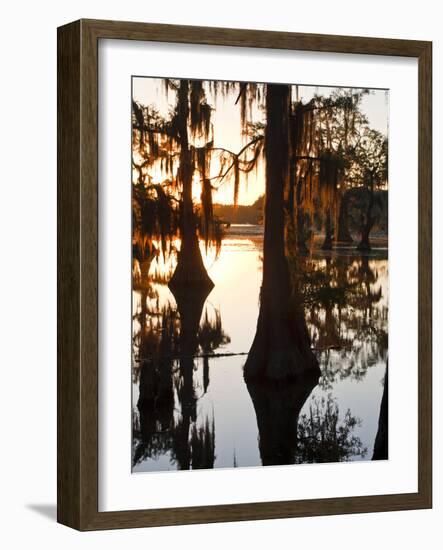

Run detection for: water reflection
[[300, 255, 388, 391], [296, 394, 367, 463], [132, 284, 230, 470], [132, 226, 388, 471], [246, 372, 319, 465]]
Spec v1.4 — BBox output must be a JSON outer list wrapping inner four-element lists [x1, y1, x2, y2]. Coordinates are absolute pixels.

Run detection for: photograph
[[131, 77, 389, 472]]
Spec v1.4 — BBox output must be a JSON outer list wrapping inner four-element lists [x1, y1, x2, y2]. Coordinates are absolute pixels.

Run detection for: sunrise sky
[[132, 77, 389, 205]]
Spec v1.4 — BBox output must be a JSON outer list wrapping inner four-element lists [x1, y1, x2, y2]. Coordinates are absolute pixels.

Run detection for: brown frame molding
[[57, 19, 432, 531]]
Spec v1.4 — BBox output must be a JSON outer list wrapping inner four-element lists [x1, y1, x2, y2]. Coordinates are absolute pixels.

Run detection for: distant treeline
[[213, 196, 264, 225], [213, 190, 387, 234]]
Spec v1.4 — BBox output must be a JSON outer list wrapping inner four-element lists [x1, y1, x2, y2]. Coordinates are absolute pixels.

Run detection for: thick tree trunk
[[169, 80, 214, 290], [336, 191, 354, 244], [321, 209, 333, 250], [244, 84, 319, 383], [296, 178, 309, 254], [372, 365, 388, 460], [357, 229, 371, 251], [169, 209, 214, 289], [286, 159, 297, 250]]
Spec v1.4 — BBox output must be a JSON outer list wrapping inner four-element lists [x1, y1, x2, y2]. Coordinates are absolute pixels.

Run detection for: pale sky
[[133, 77, 389, 205]]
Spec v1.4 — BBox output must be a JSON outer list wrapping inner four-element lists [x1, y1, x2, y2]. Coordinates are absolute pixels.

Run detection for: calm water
[[132, 225, 388, 472]]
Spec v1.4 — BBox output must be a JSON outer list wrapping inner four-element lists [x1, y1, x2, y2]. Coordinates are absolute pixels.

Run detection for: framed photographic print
[[57, 19, 432, 530]]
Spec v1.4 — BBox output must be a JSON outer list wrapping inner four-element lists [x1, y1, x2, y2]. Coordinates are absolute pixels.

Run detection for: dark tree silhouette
[[373, 365, 388, 460], [351, 129, 388, 251], [244, 84, 319, 383], [336, 189, 354, 244], [169, 80, 215, 289], [132, 81, 220, 289]]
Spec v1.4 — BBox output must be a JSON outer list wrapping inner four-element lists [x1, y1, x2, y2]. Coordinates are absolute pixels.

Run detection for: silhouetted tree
[[350, 128, 388, 251], [373, 365, 388, 460], [244, 84, 319, 382]]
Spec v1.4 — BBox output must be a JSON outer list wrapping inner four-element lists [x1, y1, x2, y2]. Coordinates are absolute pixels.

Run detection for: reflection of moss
[[198, 309, 231, 354], [302, 270, 348, 308], [290, 256, 357, 309], [296, 395, 367, 463], [132, 283, 229, 470], [288, 255, 388, 390], [190, 417, 216, 469]]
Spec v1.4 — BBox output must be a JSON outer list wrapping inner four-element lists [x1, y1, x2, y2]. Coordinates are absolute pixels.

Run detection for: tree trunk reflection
[[246, 372, 319, 465]]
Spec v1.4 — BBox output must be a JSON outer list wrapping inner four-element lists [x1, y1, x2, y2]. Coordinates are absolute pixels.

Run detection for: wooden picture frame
[[57, 18, 432, 530]]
